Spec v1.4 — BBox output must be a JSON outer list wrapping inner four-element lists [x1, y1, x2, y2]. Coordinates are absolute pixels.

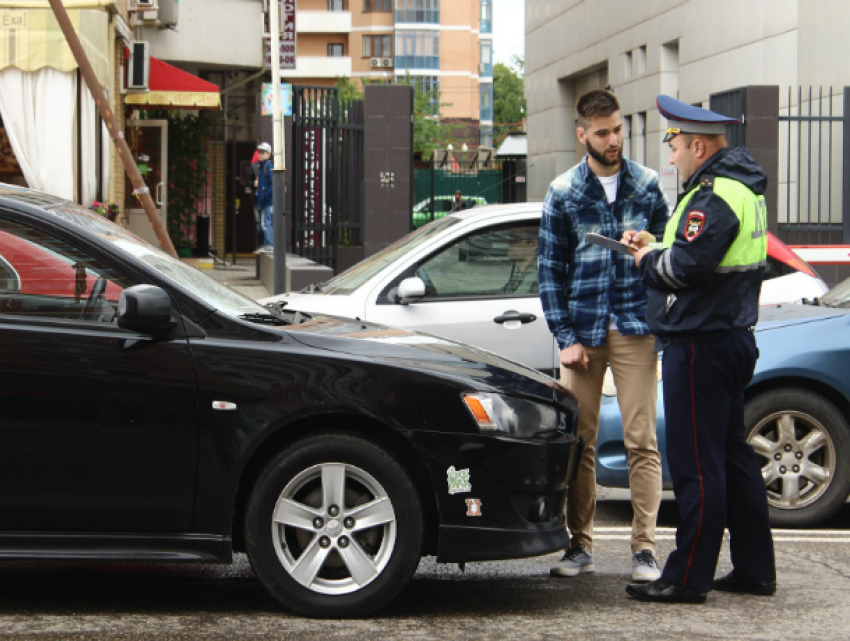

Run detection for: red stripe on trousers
[[683, 340, 704, 586]]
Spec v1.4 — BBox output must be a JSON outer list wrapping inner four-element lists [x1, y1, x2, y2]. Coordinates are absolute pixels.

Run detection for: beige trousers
[[561, 331, 661, 554]]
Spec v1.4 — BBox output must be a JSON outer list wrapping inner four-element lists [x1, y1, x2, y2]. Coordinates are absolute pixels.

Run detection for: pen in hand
[[635, 219, 647, 234]]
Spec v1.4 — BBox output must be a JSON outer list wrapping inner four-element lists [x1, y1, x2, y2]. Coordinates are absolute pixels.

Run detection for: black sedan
[[0, 186, 581, 617]]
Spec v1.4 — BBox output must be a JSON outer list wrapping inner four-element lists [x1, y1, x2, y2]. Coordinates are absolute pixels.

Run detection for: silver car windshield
[[320, 216, 460, 295], [48, 203, 267, 317]]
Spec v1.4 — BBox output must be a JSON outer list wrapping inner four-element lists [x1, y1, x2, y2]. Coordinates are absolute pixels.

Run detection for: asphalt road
[[2, 490, 850, 640]]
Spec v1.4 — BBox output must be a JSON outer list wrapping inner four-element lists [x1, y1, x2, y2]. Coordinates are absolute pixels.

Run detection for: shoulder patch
[[685, 211, 706, 241]]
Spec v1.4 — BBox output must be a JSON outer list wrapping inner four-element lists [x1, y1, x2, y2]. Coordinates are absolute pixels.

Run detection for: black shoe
[[626, 578, 707, 604], [712, 571, 776, 596]]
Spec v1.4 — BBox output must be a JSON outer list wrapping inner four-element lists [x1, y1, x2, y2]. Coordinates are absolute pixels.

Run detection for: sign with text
[[264, 1, 296, 70]]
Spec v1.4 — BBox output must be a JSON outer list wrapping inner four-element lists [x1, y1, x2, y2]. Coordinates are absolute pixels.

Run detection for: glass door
[[124, 120, 168, 246]]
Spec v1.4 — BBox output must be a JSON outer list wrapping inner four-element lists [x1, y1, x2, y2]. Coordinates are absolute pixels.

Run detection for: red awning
[[125, 57, 221, 110]]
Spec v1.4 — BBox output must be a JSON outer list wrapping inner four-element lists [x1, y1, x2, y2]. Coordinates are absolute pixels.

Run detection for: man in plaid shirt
[[539, 90, 669, 582]]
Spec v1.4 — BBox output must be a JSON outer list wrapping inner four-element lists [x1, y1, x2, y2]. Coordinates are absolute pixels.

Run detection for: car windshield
[[320, 216, 461, 295], [819, 277, 850, 308], [48, 203, 268, 318]]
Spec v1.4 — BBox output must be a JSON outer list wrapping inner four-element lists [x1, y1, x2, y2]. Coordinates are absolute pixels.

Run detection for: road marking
[[594, 526, 850, 542]]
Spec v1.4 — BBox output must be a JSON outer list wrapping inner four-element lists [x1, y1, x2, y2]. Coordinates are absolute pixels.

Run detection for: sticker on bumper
[[465, 498, 483, 517], [447, 466, 471, 494]]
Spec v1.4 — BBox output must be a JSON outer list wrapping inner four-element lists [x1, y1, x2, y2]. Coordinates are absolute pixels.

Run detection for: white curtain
[[0, 66, 108, 205], [79, 77, 109, 207], [0, 67, 76, 200]]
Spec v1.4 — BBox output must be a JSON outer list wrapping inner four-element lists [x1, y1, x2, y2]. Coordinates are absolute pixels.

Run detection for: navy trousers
[[660, 329, 776, 592]]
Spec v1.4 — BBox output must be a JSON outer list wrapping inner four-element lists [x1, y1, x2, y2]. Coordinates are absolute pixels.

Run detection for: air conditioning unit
[[158, 0, 179, 27], [131, 0, 157, 10], [381, 58, 392, 68], [370, 58, 393, 68], [126, 41, 150, 91], [369, 58, 379, 68]]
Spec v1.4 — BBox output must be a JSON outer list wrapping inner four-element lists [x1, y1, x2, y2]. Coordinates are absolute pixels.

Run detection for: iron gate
[[291, 86, 364, 271], [777, 86, 849, 245]]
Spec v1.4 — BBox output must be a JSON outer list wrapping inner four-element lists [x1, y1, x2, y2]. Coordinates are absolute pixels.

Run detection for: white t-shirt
[[598, 172, 620, 204], [598, 172, 620, 330]]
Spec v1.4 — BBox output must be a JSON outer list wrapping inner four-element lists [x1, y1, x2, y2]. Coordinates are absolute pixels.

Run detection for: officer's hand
[[560, 344, 589, 371], [621, 230, 655, 249]]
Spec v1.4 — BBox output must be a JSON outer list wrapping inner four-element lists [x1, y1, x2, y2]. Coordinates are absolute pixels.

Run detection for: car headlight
[[601, 356, 663, 398], [462, 392, 561, 438]]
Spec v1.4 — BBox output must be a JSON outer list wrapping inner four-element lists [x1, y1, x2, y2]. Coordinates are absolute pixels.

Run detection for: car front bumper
[[408, 430, 582, 563]]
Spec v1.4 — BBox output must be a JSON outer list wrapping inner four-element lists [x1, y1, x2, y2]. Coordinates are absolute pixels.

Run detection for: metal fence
[[777, 86, 849, 245], [413, 155, 526, 228], [291, 86, 364, 271]]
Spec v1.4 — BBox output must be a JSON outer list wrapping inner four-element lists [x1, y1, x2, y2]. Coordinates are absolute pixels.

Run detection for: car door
[[369, 221, 557, 373], [0, 215, 199, 533]]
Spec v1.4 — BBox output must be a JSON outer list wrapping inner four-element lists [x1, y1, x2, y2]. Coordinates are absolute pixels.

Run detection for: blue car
[[597, 277, 850, 528]]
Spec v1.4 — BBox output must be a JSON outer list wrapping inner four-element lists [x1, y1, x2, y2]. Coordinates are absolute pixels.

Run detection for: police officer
[[623, 96, 776, 604]]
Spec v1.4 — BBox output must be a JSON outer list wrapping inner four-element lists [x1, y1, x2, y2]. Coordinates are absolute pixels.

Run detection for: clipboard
[[585, 232, 636, 254]]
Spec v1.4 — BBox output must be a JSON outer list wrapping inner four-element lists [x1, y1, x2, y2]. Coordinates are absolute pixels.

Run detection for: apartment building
[[347, 0, 494, 148]]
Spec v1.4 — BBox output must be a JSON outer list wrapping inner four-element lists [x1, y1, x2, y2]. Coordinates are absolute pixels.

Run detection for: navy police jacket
[[639, 147, 768, 341]]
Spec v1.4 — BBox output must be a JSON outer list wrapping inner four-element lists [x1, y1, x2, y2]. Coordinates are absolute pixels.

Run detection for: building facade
[[525, 0, 850, 208]]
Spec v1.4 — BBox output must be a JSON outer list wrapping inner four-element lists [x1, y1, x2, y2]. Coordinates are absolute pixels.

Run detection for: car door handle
[[494, 312, 537, 324]]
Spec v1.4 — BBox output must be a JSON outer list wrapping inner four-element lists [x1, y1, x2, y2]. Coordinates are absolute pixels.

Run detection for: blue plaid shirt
[[538, 157, 670, 349]]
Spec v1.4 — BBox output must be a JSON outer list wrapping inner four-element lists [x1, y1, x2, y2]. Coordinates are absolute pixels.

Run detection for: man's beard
[[586, 138, 623, 168]]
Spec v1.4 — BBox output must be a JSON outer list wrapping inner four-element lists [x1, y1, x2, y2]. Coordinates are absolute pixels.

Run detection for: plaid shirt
[[538, 157, 670, 349]]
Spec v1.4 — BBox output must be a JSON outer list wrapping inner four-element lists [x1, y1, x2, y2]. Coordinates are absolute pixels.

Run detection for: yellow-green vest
[[662, 177, 768, 271]]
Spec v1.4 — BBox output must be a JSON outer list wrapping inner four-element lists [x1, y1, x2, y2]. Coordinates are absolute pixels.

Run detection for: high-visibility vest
[[662, 175, 768, 271]]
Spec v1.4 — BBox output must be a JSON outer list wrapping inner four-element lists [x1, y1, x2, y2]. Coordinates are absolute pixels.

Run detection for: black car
[[0, 186, 581, 617]]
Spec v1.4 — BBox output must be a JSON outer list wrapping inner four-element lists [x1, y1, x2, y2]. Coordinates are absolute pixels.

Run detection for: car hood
[[757, 302, 850, 331], [279, 313, 570, 405], [262, 290, 357, 315]]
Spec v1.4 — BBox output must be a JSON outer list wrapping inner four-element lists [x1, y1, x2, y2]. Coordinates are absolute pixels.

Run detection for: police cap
[[656, 95, 738, 142]]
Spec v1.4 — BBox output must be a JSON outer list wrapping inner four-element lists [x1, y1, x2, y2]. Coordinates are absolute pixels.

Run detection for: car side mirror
[[394, 277, 426, 305], [117, 284, 176, 334]]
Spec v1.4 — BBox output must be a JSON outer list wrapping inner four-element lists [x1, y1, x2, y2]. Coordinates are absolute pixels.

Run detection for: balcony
[[283, 56, 352, 79], [297, 10, 351, 33]]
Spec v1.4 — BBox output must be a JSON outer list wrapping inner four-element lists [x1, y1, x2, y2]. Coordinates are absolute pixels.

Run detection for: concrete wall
[[142, 0, 263, 69], [525, 0, 808, 201]]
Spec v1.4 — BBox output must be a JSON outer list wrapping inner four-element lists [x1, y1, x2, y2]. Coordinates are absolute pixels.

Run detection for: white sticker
[[447, 466, 472, 495]]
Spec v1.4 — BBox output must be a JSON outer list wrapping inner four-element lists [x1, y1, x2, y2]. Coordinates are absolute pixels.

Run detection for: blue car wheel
[[745, 388, 850, 528]]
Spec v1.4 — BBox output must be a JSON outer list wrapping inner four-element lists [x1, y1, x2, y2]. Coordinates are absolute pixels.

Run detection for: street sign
[[264, 1, 296, 70]]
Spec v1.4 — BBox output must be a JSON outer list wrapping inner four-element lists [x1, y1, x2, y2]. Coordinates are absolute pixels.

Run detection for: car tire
[[745, 388, 850, 528], [245, 432, 423, 618]]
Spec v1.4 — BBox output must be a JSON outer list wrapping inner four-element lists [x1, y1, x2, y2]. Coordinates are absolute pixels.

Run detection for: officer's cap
[[657, 95, 738, 142]]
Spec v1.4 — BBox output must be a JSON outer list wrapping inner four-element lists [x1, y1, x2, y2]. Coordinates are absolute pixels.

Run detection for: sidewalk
[[200, 255, 270, 300]]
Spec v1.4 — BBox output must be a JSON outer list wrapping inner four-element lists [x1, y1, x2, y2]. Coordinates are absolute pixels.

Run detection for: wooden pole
[[47, 0, 178, 258]]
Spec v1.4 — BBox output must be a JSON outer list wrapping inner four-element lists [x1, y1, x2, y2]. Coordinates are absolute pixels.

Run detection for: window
[[328, 43, 345, 57], [480, 0, 492, 34], [395, 0, 439, 24], [480, 40, 492, 77], [414, 224, 540, 299], [328, 0, 344, 10], [364, 0, 391, 10], [363, 34, 392, 58], [394, 30, 439, 69], [0, 219, 131, 323]]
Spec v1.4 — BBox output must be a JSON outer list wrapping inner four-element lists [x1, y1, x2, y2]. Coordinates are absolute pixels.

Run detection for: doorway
[[226, 140, 260, 255], [124, 120, 168, 246]]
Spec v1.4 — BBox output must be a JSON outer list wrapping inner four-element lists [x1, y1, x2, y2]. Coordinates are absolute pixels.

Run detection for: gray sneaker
[[631, 549, 661, 582], [550, 545, 594, 577]]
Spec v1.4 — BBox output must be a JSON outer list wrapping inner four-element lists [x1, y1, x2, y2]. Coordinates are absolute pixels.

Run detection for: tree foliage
[[493, 56, 526, 142]]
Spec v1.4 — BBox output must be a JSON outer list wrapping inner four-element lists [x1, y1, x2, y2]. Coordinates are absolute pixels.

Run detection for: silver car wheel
[[271, 462, 397, 596], [749, 410, 836, 510]]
